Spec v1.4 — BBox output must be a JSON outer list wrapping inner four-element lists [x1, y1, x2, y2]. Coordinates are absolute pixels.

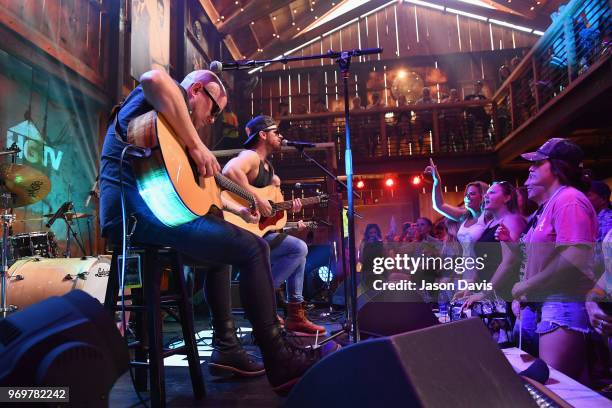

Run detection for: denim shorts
[[536, 301, 589, 334]]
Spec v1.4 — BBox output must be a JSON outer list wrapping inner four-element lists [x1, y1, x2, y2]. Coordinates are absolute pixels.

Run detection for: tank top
[[252, 159, 275, 188], [475, 220, 503, 282], [457, 212, 487, 280]]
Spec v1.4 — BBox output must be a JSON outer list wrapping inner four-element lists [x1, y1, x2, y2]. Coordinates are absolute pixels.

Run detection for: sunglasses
[[201, 87, 222, 119]]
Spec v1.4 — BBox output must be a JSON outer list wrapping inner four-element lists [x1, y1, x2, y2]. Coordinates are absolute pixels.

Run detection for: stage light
[[356, 180, 365, 189], [317, 265, 333, 282], [411, 175, 422, 186], [397, 70, 407, 79], [385, 178, 395, 188]]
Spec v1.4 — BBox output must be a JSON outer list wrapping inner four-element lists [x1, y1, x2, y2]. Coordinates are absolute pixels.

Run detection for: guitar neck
[[272, 196, 321, 211], [214, 174, 255, 205], [284, 221, 317, 230]]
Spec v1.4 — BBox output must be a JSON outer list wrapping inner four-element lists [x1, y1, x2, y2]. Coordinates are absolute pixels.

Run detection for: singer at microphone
[[282, 140, 316, 148]]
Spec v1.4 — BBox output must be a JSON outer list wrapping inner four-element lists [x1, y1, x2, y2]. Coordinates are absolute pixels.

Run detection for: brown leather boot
[[285, 302, 326, 336]]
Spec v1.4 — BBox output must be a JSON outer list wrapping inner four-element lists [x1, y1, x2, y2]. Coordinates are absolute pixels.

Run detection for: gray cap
[[521, 138, 584, 166]]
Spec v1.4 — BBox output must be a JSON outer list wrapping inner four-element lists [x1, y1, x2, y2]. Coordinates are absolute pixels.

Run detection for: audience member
[[312, 97, 328, 113], [425, 158, 489, 284], [464, 80, 490, 148], [367, 92, 384, 109], [462, 181, 526, 307], [512, 138, 596, 383]]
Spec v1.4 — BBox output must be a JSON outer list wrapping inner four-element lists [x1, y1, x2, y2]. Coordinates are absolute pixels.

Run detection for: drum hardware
[[0, 161, 52, 316], [43, 203, 88, 258], [0, 193, 17, 316]]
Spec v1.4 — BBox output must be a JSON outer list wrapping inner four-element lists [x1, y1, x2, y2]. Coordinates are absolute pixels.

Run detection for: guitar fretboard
[[271, 196, 321, 211], [214, 174, 255, 206]]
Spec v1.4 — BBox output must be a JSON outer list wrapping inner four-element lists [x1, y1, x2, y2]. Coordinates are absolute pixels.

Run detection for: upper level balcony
[[270, 0, 611, 179]]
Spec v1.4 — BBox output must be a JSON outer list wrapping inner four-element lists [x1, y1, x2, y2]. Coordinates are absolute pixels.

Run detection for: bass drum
[[7, 256, 110, 311]]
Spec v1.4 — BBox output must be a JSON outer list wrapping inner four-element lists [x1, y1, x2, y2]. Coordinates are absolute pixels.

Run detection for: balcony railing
[[492, 0, 611, 141], [279, 100, 497, 162]]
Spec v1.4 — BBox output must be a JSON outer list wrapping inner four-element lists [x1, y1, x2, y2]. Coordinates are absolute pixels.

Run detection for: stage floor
[[109, 307, 343, 407]]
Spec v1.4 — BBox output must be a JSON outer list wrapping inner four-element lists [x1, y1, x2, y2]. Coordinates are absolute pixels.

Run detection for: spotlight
[[385, 178, 395, 188], [356, 180, 365, 189], [317, 265, 334, 282], [411, 175, 422, 186], [303, 245, 336, 303]]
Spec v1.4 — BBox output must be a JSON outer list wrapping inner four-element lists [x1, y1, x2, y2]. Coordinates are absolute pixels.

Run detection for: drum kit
[[0, 147, 107, 317]]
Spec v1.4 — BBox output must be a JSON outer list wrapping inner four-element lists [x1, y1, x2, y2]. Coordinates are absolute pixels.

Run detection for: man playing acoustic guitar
[[223, 115, 326, 336], [99, 70, 337, 393]]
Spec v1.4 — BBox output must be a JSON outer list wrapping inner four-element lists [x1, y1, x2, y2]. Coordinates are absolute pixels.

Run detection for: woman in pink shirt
[[512, 138, 597, 383]]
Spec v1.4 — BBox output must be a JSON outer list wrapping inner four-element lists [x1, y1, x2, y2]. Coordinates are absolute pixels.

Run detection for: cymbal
[[0, 164, 51, 207], [43, 211, 92, 220]]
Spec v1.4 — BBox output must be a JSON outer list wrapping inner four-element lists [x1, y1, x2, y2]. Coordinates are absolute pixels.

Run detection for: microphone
[[209, 60, 254, 72], [294, 183, 321, 189], [282, 140, 316, 148], [46, 201, 73, 228], [519, 359, 550, 384]]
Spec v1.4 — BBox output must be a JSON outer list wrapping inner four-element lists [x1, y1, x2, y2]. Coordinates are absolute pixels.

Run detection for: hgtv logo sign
[[6, 120, 64, 171]]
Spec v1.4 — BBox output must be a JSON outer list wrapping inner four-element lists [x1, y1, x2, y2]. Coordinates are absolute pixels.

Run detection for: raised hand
[[423, 157, 441, 185]]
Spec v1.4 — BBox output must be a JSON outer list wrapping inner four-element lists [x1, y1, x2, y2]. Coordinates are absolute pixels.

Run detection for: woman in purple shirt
[[511, 138, 597, 383]]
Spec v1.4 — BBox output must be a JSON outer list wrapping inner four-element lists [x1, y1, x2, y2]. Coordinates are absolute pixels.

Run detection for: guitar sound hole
[[186, 151, 200, 184]]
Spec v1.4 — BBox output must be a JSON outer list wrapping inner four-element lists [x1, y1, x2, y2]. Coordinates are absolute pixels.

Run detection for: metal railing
[[492, 0, 611, 141], [278, 100, 498, 163]]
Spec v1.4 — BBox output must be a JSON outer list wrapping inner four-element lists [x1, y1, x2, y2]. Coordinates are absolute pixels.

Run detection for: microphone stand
[[277, 47, 381, 343]]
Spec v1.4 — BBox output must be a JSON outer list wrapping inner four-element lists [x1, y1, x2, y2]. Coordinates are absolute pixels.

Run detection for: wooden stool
[[104, 246, 205, 407]]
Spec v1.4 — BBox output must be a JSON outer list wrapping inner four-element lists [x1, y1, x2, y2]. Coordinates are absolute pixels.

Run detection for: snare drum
[[10, 231, 58, 259], [7, 257, 110, 311]]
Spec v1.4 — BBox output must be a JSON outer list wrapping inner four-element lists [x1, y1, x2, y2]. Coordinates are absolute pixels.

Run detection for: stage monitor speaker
[[0, 290, 129, 407], [287, 318, 538, 408], [357, 288, 439, 337]]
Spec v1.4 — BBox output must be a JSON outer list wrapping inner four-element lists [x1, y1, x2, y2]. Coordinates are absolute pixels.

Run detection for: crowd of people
[[356, 138, 612, 386]]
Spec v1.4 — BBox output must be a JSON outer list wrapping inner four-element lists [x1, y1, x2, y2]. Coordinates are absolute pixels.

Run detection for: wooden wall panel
[[468, 19, 485, 52], [343, 24, 358, 52], [0, 0, 109, 88]]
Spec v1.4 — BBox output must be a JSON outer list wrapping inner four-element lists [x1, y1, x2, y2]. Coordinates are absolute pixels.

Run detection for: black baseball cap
[[244, 115, 277, 147], [521, 138, 584, 166]]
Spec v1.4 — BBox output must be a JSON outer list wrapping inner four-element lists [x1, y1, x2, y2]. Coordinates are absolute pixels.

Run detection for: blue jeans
[[513, 304, 540, 357], [105, 207, 277, 333], [264, 233, 308, 303]]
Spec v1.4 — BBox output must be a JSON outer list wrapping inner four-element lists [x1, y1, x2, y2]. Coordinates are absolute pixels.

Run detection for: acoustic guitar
[[222, 186, 327, 237], [127, 110, 254, 227]]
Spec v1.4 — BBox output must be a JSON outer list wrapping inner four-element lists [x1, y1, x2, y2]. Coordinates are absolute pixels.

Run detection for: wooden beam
[[223, 34, 244, 61], [263, 0, 544, 63], [197, 0, 221, 28], [217, 0, 296, 34], [0, 4, 105, 89], [257, 0, 342, 59], [0, 25, 110, 107]]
